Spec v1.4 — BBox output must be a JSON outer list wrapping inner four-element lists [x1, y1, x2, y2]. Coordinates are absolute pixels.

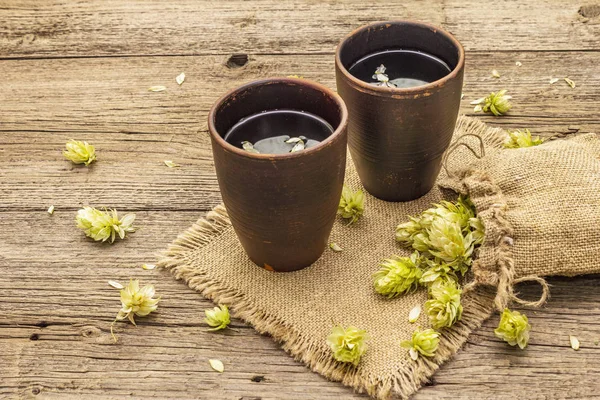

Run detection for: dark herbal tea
[[348, 49, 451, 89], [224, 109, 334, 154]]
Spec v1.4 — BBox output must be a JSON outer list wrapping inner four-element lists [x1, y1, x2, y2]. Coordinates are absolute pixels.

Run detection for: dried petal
[[408, 305, 421, 323], [148, 86, 167, 92], [209, 359, 224, 373], [285, 137, 303, 144], [142, 264, 157, 270], [460, 93, 464, 99], [47, 205, 55, 215], [108, 280, 124, 289], [564, 77, 576, 88], [473, 104, 483, 112], [570, 335, 580, 351], [330, 243, 343, 252], [175, 72, 185, 85], [290, 141, 305, 152], [515, 61, 522, 67], [491, 69, 500, 78], [164, 160, 180, 168], [470, 97, 486, 105], [549, 78, 559, 84], [287, 75, 303, 79]]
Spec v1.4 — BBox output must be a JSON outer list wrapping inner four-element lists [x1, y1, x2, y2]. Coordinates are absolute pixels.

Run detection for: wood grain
[[0, 0, 599, 59], [1, 0, 600, 398]]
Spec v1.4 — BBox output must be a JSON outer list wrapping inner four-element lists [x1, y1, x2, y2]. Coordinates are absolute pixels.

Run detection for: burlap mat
[[159, 116, 498, 399]]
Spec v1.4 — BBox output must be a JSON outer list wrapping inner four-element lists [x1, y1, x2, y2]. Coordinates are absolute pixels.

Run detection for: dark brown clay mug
[[335, 21, 465, 202], [208, 78, 348, 272]]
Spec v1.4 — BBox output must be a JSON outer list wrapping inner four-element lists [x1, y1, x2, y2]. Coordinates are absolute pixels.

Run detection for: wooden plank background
[[1, 1, 599, 398]]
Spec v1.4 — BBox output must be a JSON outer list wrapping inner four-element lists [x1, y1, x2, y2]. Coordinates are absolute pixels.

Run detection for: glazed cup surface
[[335, 20, 465, 202], [208, 78, 348, 272]]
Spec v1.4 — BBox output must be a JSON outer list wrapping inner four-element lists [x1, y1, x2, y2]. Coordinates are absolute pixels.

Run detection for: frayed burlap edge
[[439, 118, 549, 311], [157, 201, 496, 399]]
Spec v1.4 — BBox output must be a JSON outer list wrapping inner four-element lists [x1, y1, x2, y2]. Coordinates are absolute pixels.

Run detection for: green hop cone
[[426, 217, 475, 274], [395, 217, 422, 246], [481, 89, 513, 116], [338, 185, 365, 225], [76, 207, 136, 243], [469, 217, 485, 245], [401, 328, 440, 360], [63, 139, 97, 165], [424, 280, 463, 329], [419, 260, 459, 287], [373, 252, 424, 297], [503, 128, 544, 149], [494, 308, 531, 349], [204, 305, 231, 331], [327, 325, 369, 366]]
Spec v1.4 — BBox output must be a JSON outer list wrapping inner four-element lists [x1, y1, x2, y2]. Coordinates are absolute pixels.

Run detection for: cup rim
[[335, 20, 465, 96], [208, 77, 349, 160]]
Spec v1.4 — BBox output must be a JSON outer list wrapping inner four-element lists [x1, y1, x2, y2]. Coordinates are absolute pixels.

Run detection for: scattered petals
[[408, 305, 421, 323], [108, 280, 124, 289], [175, 72, 185, 85], [473, 104, 483, 112], [142, 264, 157, 270], [491, 69, 500, 78], [515, 61, 522, 67], [460, 93, 464, 99], [329, 242, 343, 252], [47, 205, 55, 215], [164, 160, 180, 168], [287, 75, 304, 79], [564, 77, 576, 88], [148, 86, 167, 92], [209, 359, 224, 373], [549, 78, 559, 84], [570, 335, 580, 351]]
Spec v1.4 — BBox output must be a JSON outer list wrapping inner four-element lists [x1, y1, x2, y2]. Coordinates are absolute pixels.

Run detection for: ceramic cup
[[208, 78, 348, 272], [335, 21, 465, 201]]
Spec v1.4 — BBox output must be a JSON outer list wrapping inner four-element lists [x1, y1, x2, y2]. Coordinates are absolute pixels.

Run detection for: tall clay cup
[[208, 78, 348, 272], [335, 21, 465, 202]]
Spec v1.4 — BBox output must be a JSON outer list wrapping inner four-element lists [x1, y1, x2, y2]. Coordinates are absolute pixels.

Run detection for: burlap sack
[[440, 125, 600, 310], [158, 116, 599, 399]]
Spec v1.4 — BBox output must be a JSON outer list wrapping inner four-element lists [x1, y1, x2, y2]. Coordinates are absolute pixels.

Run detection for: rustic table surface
[[1, 1, 600, 399]]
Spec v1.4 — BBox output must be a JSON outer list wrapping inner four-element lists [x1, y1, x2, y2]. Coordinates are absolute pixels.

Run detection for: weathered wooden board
[[0, 0, 598, 58]]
